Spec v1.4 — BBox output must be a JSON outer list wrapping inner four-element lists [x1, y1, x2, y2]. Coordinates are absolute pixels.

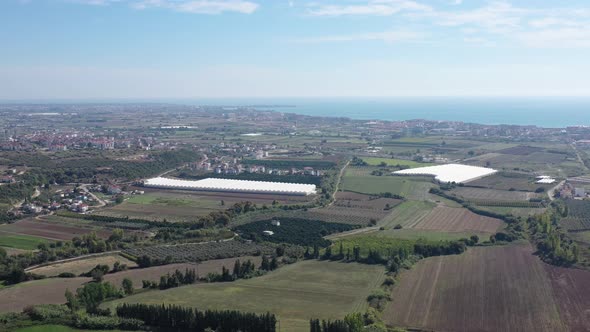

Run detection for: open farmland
[[95, 188, 312, 222], [0, 233, 50, 250], [342, 167, 433, 199], [0, 277, 90, 313], [0, 218, 112, 241], [413, 206, 504, 234], [104, 256, 262, 289], [544, 264, 590, 331], [27, 253, 137, 277], [559, 199, 590, 231], [467, 171, 551, 191], [379, 200, 436, 228], [0, 257, 263, 313], [361, 157, 433, 168], [104, 260, 387, 332], [451, 186, 540, 202], [385, 245, 567, 332], [497, 145, 544, 155], [124, 240, 279, 262]]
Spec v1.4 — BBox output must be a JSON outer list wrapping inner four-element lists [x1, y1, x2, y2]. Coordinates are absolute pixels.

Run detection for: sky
[[1, 0, 590, 99]]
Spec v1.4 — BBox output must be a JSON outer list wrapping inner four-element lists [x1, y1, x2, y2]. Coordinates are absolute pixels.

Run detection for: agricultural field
[[342, 167, 433, 199], [361, 157, 433, 168], [1, 246, 32, 256], [95, 188, 313, 222], [497, 145, 544, 155], [234, 218, 358, 247], [104, 256, 262, 289], [544, 264, 590, 331], [451, 186, 541, 202], [124, 240, 279, 263], [466, 171, 553, 191], [385, 245, 567, 332], [477, 205, 546, 218], [104, 260, 387, 332], [0, 218, 112, 241], [0, 277, 90, 313], [413, 206, 504, 234], [0, 233, 50, 250], [465, 151, 580, 177], [559, 199, 590, 231], [0, 257, 265, 313], [374, 229, 489, 242], [378, 201, 436, 229], [27, 254, 137, 277]]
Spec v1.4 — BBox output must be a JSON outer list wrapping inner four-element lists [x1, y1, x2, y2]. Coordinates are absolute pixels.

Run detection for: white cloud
[[134, 0, 258, 14], [518, 27, 590, 48], [307, 0, 432, 17], [70, 0, 259, 13], [297, 30, 421, 43], [427, 1, 525, 32]]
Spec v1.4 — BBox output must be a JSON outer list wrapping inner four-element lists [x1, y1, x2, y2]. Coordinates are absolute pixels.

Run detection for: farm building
[[393, 164, 497, 183], [143, 177, 317, 196]]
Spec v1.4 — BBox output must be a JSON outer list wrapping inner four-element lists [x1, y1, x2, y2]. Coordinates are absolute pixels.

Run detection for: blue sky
[[2, 0, 590, 99]]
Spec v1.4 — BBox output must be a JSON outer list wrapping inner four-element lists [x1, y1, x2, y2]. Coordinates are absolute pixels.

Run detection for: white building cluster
[[393, 164, 497, 183], [144, 177, 317, 196]]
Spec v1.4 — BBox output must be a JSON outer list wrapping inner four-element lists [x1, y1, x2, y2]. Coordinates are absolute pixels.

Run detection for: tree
[[122, 278, 134, 295], [260, 255, 270, 271], [344, 312, 364, 332], [65, 289, 79, 311], [270, 257, 278, 270], [470, 235, 479, 244]]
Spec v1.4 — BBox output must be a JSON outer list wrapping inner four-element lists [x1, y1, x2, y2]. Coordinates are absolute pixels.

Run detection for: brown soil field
[[0, 277, 91, 313], [0, 256, 262, 313], [413, 206, 503, 234], [544, 265, 590, 331], [385, 245, 567, 332], [28, 254, 138, 277], [334, 192, 403, 210], [0, 218, 112, 241]]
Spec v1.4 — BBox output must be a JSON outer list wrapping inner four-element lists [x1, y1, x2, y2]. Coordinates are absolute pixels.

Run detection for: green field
[[16, 325, 128, 332], [379, 200, 436, 228], [342, 170, 433, 199], [0, 233, 50, 250], [361, 157, 433, 168], [104, 260, 386, 332], [374, 228, 488, 241]]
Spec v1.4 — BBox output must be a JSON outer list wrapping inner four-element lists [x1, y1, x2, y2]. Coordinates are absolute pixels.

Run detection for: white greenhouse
[[393, 164, 497, 183], [143, 177, 317, 196]]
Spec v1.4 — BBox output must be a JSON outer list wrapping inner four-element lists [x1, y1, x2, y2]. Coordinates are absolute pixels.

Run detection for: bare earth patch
[[412, 206, 504, 234], [385, 245, 566, 332]]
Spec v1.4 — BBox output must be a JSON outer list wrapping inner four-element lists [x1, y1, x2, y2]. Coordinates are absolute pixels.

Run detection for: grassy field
[[374, 229, 489, 242], [361, 157, 433, 168], [385, 245, 567, 332], [104, 260, 386, 332], [379, 201, 436, 229], [16, 325, 128, 332], [0, 233, 50, 250], [27, 254, 137, 277], [342, 169, 433, 199]]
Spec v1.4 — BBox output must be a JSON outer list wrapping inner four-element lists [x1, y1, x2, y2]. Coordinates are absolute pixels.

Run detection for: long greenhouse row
[[143, 177, 317, 196]]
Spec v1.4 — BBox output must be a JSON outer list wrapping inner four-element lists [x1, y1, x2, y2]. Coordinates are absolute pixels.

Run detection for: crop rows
[[560, 200, 590, 231], [125, 240, 277, 263], [469, 199, 543, 208]]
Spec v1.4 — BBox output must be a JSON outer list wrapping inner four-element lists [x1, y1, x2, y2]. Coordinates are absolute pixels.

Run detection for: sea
[[185, 97, 590, 128]]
